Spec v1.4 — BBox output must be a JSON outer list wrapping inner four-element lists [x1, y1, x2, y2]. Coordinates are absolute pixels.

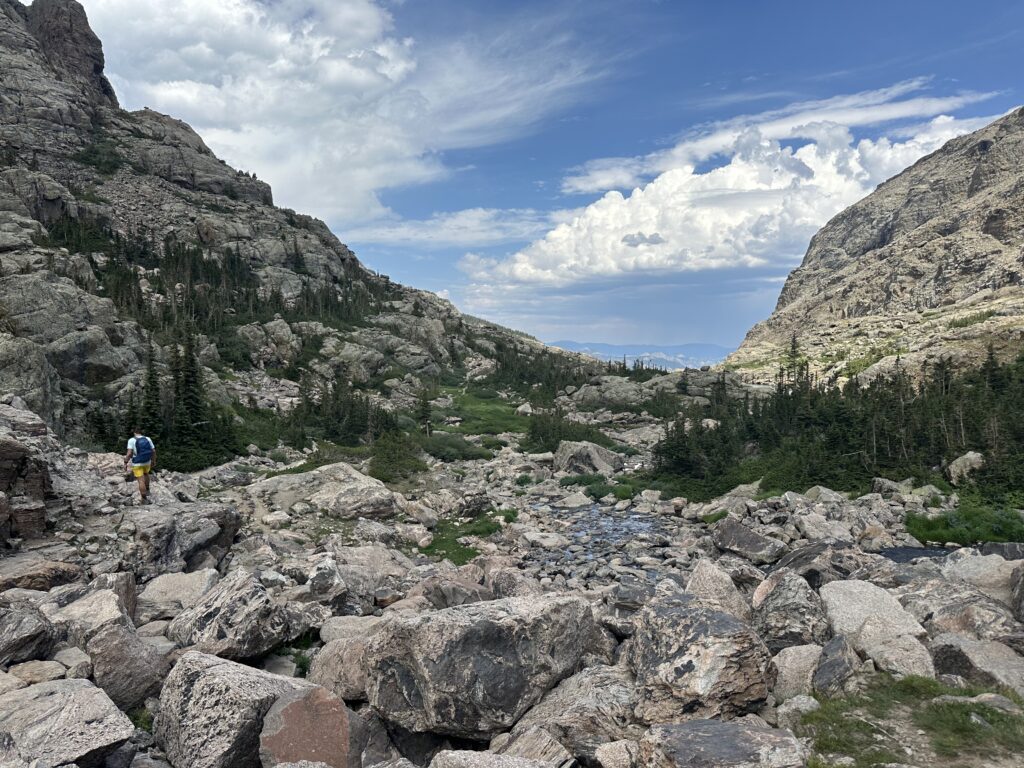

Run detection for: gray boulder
[[87, 623, 170, 710], [0, 678, 134, 767], [553, 441, 624, 476], [712, 518, 785, 565], [627, 587, 772, 723], [0, 603, 55, 665], [430, 752, 547, 768], [947, 451, 984, 486], [751, 569, 829, 653], [812, 636, 860, 697], [685, 558, 750, 621], [819, 579, 925, 639], [308, 617, 386, 701], [771, 644, 822, 701], [134, 568, 220, 624], [157, 651, 360, 768], [638, 720, 806, 768], [365, 594, 595, 738], [167, 568, 324, 660], [123, 502, 240, 579], [897, 578, 1023, 640], [508, 665, 643, 762], [930, 633, 1024, 697]]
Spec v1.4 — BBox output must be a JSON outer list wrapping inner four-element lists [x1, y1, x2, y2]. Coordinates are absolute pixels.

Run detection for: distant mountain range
[[548, 341, 734, 370]]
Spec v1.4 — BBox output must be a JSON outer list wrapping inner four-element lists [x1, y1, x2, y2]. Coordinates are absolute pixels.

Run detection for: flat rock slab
[[0, 678, 134, 767], [639, 719, 806, 768], [712, 518, 785, 565], [819, 579, 924, 638]]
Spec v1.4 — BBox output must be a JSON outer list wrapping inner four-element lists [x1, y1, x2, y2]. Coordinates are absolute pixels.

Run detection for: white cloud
[[345, 208, 575, 248], [77, 0, 601, 225], [460, 84, 1001, 297]]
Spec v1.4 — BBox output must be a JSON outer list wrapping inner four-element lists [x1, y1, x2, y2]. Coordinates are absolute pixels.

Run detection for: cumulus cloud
[[77, 0, 600, 225], [460, 83, 1000, 297]]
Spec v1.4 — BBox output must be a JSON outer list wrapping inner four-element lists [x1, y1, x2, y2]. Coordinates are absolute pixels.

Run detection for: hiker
[[124, 427, 156, 504]]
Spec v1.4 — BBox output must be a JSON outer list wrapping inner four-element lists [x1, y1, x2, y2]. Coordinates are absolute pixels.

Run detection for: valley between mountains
[[2, 2, 1024, 768]]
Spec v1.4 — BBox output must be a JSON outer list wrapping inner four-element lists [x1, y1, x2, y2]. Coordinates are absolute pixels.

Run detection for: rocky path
[[2, 400, 1024, 768]]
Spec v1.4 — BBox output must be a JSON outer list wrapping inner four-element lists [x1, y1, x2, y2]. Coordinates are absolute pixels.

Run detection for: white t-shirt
[[127, 436, 156, 465]]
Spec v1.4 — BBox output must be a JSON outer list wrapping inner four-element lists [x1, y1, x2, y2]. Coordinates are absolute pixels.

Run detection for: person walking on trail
[[124, 428, 156, 504]]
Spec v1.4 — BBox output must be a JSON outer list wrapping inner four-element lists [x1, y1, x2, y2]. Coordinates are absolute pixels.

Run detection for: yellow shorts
[[131, 463, 151, 478]]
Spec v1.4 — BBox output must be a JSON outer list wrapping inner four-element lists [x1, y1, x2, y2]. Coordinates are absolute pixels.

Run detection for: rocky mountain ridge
[[727, 106, 1024, 382], [0, 0, 596, 431]]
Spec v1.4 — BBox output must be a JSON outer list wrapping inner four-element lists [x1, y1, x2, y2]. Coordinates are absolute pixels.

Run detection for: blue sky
[[77, 0, 1024, 348]]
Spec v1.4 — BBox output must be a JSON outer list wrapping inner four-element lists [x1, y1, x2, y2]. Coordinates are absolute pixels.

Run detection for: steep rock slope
[[728, 107, 1024, 382], [0, 0, 586, 427]]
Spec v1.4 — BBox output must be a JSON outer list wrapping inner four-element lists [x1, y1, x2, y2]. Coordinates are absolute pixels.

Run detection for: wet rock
[[712, 518, 785, 565], [167, 569, 323, 660], [627, 586, 772, 723], [0, 603, 55, 665], [0, 678, 134, 767], [365, 594, 595, 738], [638, 719, 806, 768], [751, 569, 829, 653]]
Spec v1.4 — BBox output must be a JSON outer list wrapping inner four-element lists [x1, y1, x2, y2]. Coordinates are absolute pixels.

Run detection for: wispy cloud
[[345, 207, 580, 248], [80, 0, 604, 226]]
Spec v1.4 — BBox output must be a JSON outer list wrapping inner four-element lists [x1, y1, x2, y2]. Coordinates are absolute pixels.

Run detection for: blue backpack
[[134, 436, 154, 464]]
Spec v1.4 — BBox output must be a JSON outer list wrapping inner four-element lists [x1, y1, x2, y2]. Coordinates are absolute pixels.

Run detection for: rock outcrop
[[728, 107, 1024, 382]]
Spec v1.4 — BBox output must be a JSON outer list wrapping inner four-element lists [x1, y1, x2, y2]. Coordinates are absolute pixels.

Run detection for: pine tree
[[140, 341, 162, 438]]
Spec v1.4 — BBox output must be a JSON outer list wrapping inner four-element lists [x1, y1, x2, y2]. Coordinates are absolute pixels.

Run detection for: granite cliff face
[[728, 107, 1024, 382], [0, 0, 582, 427]]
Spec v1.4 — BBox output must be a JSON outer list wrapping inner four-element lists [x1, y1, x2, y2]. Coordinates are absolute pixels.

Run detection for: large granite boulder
[[819, 579, 925, 638], [365, 595, 595, 738], [0, 678, 134, 767], [638, 720, 806, 768], [157, 652, 361, 768], [122, 502, 240, 579], [930, 633, 1024, 697], [507, 665, 642, 762], [751, 569, 829, 653], [245, 462, 402, 520], [712, 518, 785, 565], [309, 616, 386, 701], [626, 587, 772, 723], [897, 578, 1023, 640], [685, 558, 750, 621], [167, 569, 324, 660], [0, 602, 55, 665], [553, 441, 624, 476], [135, 568, 220, 624], [86, 623, 170, 710]]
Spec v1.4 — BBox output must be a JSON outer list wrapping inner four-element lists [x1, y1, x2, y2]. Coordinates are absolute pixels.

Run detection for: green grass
[[419, 510, 509, 565], [797, 675, 1024, 767], [443, 390, 530, 435], [293, 651, 311, 677], [481, 436, 508, 450], [419, 431, 492, 462], [74, 137, 123, 175], [702, 510, 729, 524], [128, 708, 153, 733], [906, 490, 1024, 545], [947, 310, 996, 329], [369, 432, 428, 483]]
